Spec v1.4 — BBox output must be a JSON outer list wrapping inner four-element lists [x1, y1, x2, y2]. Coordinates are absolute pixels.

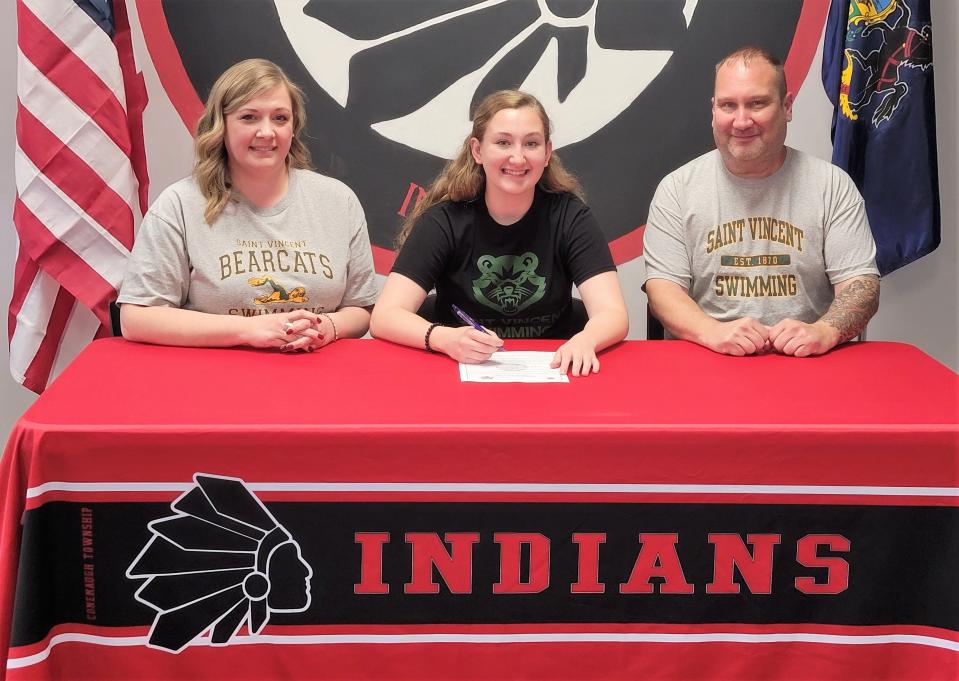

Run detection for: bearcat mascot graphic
[[472, 252, 546, 314], [126, 474, 313, 652]]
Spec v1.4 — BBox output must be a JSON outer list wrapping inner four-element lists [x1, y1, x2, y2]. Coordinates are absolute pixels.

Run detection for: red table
[[1, 338, 957, 680]]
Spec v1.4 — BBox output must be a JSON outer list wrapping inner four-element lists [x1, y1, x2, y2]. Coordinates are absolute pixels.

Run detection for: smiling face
[[224, 84, 294, 180], [712, 59, 793, 177], [470, 106, 552, 204]]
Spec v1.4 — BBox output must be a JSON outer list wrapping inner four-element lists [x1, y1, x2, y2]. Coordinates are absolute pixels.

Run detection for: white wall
[[2, 2, 956, 441], [1, 1, 33, 436]]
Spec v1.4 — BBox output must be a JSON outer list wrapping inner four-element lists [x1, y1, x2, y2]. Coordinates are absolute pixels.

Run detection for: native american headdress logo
[[126, 474, 313, 653]]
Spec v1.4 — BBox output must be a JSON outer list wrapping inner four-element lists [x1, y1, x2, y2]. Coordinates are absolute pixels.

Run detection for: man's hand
[[645, 280, 770, 356], [701, 317, 770, 356], [768, 319, 840, 357]]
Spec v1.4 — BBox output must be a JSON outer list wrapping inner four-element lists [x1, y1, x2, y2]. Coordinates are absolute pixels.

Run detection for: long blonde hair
[[396, 90, 584, 248], [193, 58, 313, 225]]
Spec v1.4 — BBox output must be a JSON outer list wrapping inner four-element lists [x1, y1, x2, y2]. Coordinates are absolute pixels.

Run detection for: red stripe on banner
[[247, 490, 959, 507], [15, 1, 133, 159], [111, 0, 150, 214], [24, 491, 181, 510], [0, 437, 25, 681], [13, 199, 117, 327], [11, 620, 959, 645], [133, 0, 203, 134], [9, 621, 958, 657], [784, 0, 831, 93], [15, 428, 957, 489], [19, 286, 74, 393], [9, 625, 151, 659], [256, 622, 959, 640], [6, 626, 957, 681], [16, 102, 134, 246], [22, 489, 959, 511]]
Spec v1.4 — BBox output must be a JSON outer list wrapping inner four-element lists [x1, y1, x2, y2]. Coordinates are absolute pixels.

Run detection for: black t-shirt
[[392, 189, 616, 339]]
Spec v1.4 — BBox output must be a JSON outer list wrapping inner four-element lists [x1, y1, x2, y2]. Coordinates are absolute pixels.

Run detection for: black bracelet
[[424, 323, 441, 352]]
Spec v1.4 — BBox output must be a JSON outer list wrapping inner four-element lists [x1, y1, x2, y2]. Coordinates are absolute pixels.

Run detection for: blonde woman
[[370, 90, 627, 375], [119, 59, 377, 350]]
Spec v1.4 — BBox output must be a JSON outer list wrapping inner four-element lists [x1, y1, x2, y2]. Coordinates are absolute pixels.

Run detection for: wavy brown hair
[[396, 90, 584, 248], [193, 58, 313, 225]]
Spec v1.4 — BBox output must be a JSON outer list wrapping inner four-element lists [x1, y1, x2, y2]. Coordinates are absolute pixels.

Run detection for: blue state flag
[[822, 0, 939, 275]]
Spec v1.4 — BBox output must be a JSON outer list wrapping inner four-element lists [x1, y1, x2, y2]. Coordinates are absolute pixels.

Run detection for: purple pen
[[451, 304, 504, 350]]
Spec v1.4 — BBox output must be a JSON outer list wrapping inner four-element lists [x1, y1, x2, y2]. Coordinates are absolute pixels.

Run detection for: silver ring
[[283, 321, 294, 331]]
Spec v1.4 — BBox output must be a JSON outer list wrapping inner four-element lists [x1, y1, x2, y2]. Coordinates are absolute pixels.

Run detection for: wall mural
[[138, 0, 825, 272]]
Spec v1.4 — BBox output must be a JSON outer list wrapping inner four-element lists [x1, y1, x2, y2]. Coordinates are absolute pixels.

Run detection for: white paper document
[[459, 351, 569, 383]]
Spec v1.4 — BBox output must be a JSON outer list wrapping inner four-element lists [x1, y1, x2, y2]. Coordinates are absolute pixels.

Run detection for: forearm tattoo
[[820, 276, 880, 344]]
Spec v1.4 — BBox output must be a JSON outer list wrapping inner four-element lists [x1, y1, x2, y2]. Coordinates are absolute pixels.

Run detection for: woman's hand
[[551, 333, 600, 376], [370, 273, 505, 362], [431, 325, 503, 363], [553, 272, 627, 376], [305, 314, 339, 351], [242, 309, 321, 351]]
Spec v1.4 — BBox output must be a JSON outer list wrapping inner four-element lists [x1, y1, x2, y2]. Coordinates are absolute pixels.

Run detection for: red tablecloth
[[1, 338, 957, 680]]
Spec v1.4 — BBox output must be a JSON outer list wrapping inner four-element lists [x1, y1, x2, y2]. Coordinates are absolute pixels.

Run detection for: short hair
[[193, 59, 313, 225], [715, 46, 787, 100]]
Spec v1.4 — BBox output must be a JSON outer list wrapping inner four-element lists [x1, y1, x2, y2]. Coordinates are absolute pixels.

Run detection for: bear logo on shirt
[[472, 252, 546, 315]]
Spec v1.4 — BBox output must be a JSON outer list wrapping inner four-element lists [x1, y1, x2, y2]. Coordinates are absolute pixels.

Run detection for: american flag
[[10, 0, 148, 393]]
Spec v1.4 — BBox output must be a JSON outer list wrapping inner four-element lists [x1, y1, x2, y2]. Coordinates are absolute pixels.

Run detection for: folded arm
[[120, 304, 370, 350]]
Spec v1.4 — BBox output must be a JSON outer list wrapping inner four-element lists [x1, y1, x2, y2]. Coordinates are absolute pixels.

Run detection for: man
[[643, 46, 880, 357]]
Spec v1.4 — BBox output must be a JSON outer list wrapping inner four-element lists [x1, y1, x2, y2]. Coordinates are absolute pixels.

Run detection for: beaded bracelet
[[318, 312, 338, 342], [424, 322, 441, 352]]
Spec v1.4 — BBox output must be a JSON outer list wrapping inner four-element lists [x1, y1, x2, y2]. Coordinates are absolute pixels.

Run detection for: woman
[[118, 59, 377, 351], [370, 90, 627, 375]]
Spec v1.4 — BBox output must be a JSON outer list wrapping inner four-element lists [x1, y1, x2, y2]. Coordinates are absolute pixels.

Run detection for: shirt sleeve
[[561, 201, 616, 286], [391, 209, 454, 293], [823, 168, 880, 285], [642, 174, 691, 290], [339, 192, 380, 308], [116, 202, 191, 308]]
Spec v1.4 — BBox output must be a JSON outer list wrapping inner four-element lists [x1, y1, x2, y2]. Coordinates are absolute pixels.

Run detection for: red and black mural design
[[137, 0, 827, 270]]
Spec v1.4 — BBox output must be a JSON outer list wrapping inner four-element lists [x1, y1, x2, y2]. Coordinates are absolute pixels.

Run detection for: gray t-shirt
[[119, 169, 378, 317], [643, 148, 878, 326]]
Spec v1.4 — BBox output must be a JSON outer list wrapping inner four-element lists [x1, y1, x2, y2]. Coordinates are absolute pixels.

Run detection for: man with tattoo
[[643, 46, 880, 357]]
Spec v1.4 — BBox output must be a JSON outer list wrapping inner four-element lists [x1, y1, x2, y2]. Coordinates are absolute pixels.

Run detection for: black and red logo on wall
[[137, 0, 827, 270]]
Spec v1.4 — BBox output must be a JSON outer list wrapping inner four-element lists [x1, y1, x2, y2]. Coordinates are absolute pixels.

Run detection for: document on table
[[459, 351, 569, 383]]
